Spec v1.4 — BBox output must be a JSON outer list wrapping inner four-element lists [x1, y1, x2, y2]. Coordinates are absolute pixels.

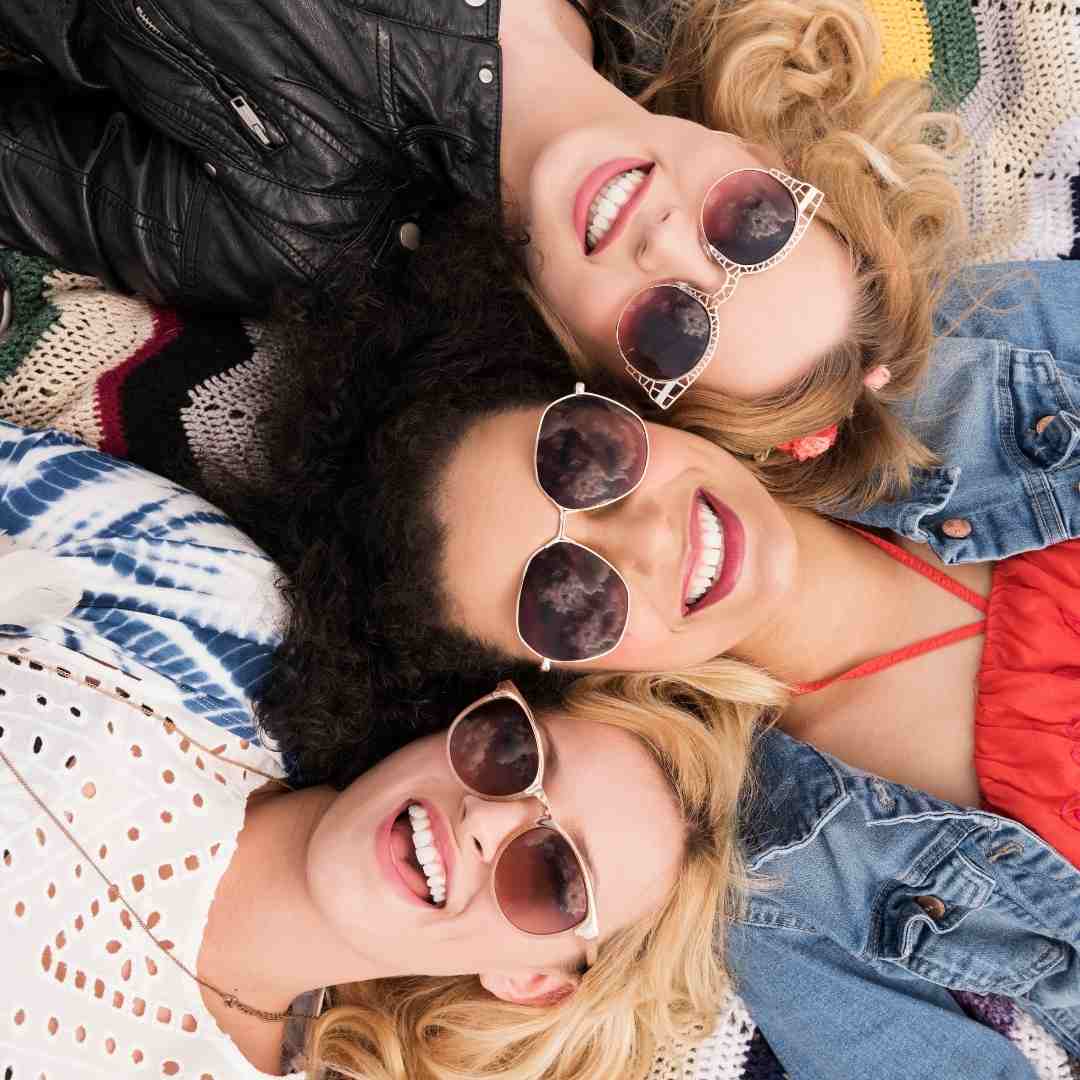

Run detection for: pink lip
[[376, 797, 457, 910], [682, 490, 746, 616], [573, 158, 654, 256]]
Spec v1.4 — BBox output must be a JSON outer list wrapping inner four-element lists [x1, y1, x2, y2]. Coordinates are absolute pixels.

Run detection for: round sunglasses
[[616, 167, 825, 409], [516, 383, 649, 671], [447, 682, 600, 966]]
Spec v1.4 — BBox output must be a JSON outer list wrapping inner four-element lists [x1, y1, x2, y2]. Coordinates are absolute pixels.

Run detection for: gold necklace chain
[[0, 647, 316, 1024]]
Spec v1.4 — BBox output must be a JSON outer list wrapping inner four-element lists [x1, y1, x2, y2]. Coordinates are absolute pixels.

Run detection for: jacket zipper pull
[[229, 95, 273, 148]]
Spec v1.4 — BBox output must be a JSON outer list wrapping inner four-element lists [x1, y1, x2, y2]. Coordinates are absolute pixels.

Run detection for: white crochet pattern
[[181, 325, 288, 493], [0, 638, 300, 1080], [957, 0, 1080, 262], [648, 996, 767, 1080]]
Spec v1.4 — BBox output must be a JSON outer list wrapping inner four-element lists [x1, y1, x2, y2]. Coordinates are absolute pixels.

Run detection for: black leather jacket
[[0, 0, 672, 311]]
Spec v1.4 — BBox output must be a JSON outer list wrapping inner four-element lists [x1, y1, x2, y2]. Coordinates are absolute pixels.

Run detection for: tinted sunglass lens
[[617, 284, 711, 381], [537, 395, 647, 511], [449, 698, 540, 797], [495, 827, 589, 935], [519, 543, 629, 663], [702, 171, 797, 266]]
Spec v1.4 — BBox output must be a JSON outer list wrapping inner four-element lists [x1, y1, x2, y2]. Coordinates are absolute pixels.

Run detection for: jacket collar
[[848, 464, 961, 542], [739, 728, 849, 867]]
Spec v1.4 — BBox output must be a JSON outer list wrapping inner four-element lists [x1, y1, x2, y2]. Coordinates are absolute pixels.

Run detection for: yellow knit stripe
[[866, 0, 934, 90]]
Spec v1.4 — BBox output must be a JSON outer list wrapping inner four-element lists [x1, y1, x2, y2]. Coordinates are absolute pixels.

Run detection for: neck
[[498, 0, 636, 209], [197, 787, 378, 1015], [731, 512, 918, 686]]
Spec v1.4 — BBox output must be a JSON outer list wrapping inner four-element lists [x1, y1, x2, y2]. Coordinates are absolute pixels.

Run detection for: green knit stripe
[[925, 0, 981, 106], [0, 251, 65, 384]]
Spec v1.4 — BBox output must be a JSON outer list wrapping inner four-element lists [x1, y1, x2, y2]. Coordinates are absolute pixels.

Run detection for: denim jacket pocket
[[1005, 347, 1080, 473], [876, 851, 1068, 994]]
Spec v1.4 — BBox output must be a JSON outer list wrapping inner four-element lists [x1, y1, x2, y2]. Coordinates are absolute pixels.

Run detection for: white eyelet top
[[0, 637, 305, 1080]]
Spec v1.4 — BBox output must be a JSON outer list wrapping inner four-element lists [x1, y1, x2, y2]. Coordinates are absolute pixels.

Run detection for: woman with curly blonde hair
[[523, 0, 968, 513]]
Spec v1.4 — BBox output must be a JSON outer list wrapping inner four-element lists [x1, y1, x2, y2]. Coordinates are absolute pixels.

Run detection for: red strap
[[793, 525, 988, 696], [846, 526, 988, 614]]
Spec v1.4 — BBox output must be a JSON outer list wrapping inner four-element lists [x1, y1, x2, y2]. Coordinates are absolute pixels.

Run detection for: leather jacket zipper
[[132, 2, 282, 150], [228, 95, 273, 148]]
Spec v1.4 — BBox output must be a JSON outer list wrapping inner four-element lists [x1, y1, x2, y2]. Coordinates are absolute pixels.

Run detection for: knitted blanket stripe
[[867, 0, 1080, 261]]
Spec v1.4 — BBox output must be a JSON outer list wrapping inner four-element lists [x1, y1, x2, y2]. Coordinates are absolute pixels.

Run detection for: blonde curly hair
[[304, 668, 775, 1080], [539, 0, 969, 511]]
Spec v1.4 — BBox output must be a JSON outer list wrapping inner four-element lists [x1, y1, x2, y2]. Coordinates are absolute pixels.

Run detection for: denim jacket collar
[[853, 464, 961, 544], [740, 729, 848, 867]]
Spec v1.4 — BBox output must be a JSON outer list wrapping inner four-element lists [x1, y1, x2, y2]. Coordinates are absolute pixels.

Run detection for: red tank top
[[795, 527, 1080, 869]]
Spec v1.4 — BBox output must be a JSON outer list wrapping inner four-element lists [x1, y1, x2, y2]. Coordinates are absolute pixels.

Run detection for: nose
[[462, 794, 539, 864], [638, 207, 726, 292], [567, 487, 681, 585]]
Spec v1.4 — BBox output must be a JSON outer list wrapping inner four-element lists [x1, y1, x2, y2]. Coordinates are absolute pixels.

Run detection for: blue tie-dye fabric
[[0, 422, 284, 742]]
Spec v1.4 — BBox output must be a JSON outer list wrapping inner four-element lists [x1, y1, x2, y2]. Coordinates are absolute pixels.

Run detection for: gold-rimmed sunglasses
[[515, 383, 650, 672], [617, 167, 824, 409], [447, 681, 599, 966]]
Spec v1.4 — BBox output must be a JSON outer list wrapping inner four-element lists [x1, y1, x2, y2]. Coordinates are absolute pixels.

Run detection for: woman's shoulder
[[0, 420, 286, 743]]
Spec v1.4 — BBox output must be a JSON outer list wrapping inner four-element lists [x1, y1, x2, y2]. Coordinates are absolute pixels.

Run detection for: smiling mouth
[[685, 494, 725, 608], [585, 165, 652, 253], [683, 491, 746, 614], [389, 804, 447, 906]]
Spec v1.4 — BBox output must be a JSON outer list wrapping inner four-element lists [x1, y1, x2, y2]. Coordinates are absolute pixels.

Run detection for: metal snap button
[[478, 65, 495, 85], [913, 895, 946, 920], [1035, 415, 1056, 435], [0, 273, 11, 341], [203, 162, 218, 178], [398, 222, 422, 251], [941, 518, 972, 539]]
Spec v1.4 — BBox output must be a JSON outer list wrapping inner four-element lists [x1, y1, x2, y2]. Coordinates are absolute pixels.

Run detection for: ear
[[479, 969, 580, 1007]]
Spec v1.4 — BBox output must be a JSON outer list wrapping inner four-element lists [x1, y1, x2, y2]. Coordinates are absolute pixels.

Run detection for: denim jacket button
[[941, 518, 972, 539], [914, 895, 946, 919], [1035, 414, 1056, 435]]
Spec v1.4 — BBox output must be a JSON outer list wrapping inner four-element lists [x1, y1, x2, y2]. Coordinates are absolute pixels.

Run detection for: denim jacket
[[850, 261, 1080, 562], [729, 729, 1080, 1080]]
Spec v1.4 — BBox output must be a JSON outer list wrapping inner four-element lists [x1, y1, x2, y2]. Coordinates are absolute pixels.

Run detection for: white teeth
[[686, 498, 725, 607], [586, 168, 648, 251], [407, 804, 447, 904]]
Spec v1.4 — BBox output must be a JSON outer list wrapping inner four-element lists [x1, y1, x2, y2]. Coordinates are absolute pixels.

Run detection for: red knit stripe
[[95, 307, 184, 458]]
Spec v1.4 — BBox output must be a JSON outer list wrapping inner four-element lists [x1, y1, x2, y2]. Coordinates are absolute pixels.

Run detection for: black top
[[0, 0, 678, 313]]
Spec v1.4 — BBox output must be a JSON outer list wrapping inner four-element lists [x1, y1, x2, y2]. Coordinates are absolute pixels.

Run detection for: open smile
[[573, 158, 655, 256], [378, 797, 456, 909], [682, 490, 745, 615]]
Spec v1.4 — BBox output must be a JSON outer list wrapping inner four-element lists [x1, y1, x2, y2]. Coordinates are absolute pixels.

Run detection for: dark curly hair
[[227, 204, 584, 787]]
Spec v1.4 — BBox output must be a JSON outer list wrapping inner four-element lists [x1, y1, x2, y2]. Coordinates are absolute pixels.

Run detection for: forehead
[[542, 713, 683, 932], [437, 406, 548, 631]]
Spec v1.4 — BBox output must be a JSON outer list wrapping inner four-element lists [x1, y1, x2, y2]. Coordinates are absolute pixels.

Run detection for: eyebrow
[[541, 726, 598, 887]]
